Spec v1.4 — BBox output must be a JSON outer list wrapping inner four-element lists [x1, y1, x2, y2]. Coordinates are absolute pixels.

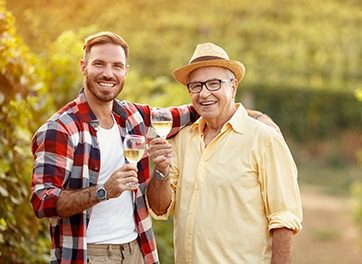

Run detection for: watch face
[[96, 188, 106, 200]]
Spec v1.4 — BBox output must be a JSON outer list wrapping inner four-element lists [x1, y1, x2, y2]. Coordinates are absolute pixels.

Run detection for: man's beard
[[85, 75, 125, 103]]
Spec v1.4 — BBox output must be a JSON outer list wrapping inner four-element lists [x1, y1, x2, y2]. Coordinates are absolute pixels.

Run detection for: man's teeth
[[200, 101, 215, 106], [98, 82, 114, 87]]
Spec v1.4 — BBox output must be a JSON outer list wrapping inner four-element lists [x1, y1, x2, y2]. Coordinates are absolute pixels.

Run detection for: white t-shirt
[[87, 118, 138, 244]]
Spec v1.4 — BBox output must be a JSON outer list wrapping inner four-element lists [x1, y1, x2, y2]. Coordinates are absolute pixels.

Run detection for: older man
[[147, 42, 303, 264]]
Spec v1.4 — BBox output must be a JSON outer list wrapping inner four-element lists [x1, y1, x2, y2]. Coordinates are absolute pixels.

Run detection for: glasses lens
[[206, 80, 221, 91], [188, 82, 202, 93]]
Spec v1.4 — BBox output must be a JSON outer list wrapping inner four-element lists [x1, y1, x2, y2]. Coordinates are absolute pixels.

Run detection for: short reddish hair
[[83, 31, 129, 61]]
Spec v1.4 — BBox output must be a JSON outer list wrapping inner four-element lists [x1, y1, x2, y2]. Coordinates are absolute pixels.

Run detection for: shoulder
[[244, 115, 285, 147], [117, 100, 150, 111], [53, 102, 83, 132], [32, 100, 83, 146], [115, 100, 151, 117], [39, 102, 76, 131], [33, 117, 73, 147]]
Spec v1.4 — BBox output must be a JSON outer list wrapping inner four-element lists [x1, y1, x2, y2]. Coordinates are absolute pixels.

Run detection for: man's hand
[[56, 163, 138, 217], [104, 163, 139, 198], [247, 109, 281, 132], [147, 138, 173, 175]]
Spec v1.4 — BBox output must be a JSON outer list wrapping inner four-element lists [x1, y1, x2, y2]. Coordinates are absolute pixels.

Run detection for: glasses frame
[[186, 78, 234, 94]]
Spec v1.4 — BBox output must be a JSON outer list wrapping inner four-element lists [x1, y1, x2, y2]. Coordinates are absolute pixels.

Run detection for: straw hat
[[172, 42, 245, 85]]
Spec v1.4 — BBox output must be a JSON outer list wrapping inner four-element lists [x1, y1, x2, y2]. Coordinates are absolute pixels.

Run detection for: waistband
[[87, 239, 138, 256]]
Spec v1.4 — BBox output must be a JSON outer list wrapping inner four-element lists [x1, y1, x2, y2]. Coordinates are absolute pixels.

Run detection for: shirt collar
[[191, 103, 248, 135], [75, 89, 129, 129]]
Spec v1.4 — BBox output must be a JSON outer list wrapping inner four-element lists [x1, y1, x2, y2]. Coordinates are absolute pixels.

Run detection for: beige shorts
[[87, 240, 143, 264]]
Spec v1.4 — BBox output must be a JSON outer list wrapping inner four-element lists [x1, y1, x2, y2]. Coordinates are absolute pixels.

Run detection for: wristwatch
[[95, 185, 108, 201], [154, 169, 170, 181]]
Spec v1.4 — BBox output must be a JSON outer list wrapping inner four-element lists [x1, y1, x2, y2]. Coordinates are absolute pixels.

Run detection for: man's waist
[[87, 239, 138, 256]]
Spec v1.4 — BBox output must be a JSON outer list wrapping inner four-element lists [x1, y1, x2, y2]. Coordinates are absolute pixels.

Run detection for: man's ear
[[125, 64, 129, 76], [80, 59, 86, 75], [232, 79, 239, 97]]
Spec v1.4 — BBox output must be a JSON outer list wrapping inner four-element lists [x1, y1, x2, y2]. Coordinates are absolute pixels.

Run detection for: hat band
[[190, 56, 226, 63]]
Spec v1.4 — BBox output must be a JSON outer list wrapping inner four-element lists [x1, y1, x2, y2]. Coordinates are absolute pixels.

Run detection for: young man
[[147, 42, 303, 264], [31, 31, 196, 264], [31, 32, 272, 264]]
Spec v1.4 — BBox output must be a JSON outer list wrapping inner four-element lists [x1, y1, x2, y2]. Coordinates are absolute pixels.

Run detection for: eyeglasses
[[187, 79, 233, 93]]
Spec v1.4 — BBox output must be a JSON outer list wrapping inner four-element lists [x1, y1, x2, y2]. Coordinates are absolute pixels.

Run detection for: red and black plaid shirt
[[31, 91, 197, 263]]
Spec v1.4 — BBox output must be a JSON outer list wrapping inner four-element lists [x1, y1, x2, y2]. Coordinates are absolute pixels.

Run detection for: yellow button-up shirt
[[149, 104, 303, 263]]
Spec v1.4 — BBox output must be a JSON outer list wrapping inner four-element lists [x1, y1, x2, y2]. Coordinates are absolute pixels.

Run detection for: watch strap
[[154, 169, 170, 181]]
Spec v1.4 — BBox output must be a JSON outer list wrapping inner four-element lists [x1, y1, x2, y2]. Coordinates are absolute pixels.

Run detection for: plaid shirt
[[31, 91, 197, 264]]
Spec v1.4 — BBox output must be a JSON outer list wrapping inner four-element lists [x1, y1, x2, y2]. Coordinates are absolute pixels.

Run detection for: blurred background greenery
[[0, 0, 361, 263]]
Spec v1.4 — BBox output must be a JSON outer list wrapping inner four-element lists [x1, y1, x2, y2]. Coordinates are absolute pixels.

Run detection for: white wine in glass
[[123, 148, 144, 164], [123, 135, 145, 186], [151, 108, 173, 139]]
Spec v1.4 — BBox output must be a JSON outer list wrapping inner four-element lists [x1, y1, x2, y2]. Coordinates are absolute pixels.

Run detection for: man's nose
[[102, 65, 113, 78], [199, 84, 211, 97]]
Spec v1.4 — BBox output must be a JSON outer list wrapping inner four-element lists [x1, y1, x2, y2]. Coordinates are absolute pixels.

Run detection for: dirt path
[[292, 186, 362, 263]]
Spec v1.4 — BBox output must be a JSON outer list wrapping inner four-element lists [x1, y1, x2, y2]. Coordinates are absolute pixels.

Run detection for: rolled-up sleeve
[[31, 121, 74, 218], [259, 133, 303, 233]]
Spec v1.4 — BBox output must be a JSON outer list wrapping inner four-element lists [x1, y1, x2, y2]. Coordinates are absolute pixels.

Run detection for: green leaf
[[0, 218, 7, 231], [0, 159, 10, 174]]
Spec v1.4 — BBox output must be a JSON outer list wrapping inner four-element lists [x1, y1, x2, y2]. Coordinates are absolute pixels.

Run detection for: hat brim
[[172, 59, 245, 85]]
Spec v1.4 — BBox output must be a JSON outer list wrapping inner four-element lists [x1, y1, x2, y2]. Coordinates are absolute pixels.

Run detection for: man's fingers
[[148, 144, 172, 153], [149, 148, 173, 159], [148, 138, 171, 149], [153, 155, 169, 163], [149, 137, 167, 145], [120, 163, 138, 172], [106, 173, 139, 198], [147, 139, 173, 161], [124, 175, 139, 189]]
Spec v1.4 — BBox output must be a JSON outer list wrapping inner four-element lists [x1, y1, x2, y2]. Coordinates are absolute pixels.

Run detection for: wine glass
[[123, 135, 145, 186], [151, 108, 173, 139]]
